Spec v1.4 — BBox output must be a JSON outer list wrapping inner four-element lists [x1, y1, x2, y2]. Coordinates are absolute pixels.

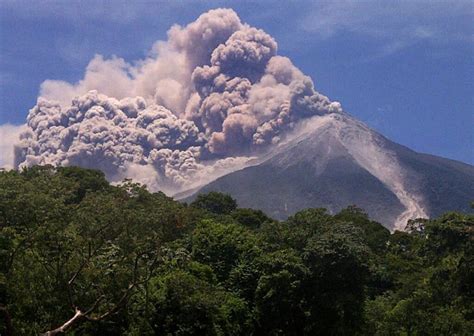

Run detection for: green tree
[[231, 208, 272, 229], [149, 268, 250, 336], [189, 219, 259, 282], [254, 249, 309, 336], [2, 165, 473, 335], [302, 223, 370, 335], [190, 192, 237, 215]]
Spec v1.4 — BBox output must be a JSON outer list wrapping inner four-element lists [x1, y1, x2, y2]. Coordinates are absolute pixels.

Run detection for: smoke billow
[[14, 8, 342, 193]]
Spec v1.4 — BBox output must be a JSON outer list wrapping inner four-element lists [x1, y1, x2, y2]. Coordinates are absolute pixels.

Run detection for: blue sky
[[1, 0, 473, 164]]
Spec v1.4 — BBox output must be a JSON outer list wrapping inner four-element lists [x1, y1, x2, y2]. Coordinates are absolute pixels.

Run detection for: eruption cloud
[[15, 8, 342, 193]]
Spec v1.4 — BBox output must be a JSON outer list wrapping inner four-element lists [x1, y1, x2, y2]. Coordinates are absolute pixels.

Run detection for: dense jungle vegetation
[[1, 166, 473, 335]]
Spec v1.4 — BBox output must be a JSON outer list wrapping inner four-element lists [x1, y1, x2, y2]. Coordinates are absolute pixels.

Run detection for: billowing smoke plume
[[0, 124, 27, 170], [15, 8, 342, 193]]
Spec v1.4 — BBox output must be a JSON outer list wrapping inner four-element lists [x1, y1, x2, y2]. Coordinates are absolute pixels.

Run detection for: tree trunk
[[0, 305, 13, 336]]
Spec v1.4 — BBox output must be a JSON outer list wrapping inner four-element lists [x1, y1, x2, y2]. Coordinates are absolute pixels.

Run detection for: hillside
[[186, 114, 474, 230]]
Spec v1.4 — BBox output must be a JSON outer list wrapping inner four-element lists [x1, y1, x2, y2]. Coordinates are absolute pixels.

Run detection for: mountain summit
[[184, 113, 474, 230]]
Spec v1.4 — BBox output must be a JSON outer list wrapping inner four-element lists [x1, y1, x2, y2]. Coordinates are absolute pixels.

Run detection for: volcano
[[9, 8, 472, 231], [183, 113, 474, 230]]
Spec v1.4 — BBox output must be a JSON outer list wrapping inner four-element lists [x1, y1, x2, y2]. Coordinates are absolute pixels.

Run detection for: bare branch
[[42, 295, 104, 336], [85, 253, 144, 322], [43, 249, 160, 334], [42, 308, 83, 336], [65, 241, 109, 309]]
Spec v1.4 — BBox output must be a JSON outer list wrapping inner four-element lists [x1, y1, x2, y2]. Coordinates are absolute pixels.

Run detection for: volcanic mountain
[[9, 8, 473, 230], [183, 113, 474, 230]]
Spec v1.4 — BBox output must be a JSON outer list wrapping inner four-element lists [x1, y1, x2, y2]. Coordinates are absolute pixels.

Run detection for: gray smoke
[[15, 8, 342, 193]]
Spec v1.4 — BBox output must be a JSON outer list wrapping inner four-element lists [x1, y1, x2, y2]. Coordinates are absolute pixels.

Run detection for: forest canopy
[[1, 166, 473, 335]]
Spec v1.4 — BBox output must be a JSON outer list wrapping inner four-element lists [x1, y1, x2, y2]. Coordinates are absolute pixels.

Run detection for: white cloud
[[0, 1, 155, 24], [301, 0, 473, 55], [0, 123, 26, 169]]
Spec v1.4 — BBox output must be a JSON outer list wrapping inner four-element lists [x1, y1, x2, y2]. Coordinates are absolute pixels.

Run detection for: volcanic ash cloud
[[15, 8, 342, 193]]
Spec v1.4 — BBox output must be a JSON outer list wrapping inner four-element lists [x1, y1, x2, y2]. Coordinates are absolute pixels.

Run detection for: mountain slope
[[185, 114, 474, 229]]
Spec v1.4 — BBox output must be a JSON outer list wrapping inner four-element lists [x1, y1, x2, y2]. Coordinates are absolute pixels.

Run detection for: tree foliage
[[190, 192, 237, 215], [0, 166, 472, 335]]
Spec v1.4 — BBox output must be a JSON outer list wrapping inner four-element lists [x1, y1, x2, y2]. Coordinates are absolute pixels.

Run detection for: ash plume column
[[14, 8, 342, 193]]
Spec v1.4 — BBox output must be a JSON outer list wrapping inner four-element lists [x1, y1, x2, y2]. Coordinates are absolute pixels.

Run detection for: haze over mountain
[[3, 8, 473, 230]]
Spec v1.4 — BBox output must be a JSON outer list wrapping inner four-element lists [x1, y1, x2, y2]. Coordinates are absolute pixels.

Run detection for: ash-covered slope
[[185, 114, 474, 229]]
